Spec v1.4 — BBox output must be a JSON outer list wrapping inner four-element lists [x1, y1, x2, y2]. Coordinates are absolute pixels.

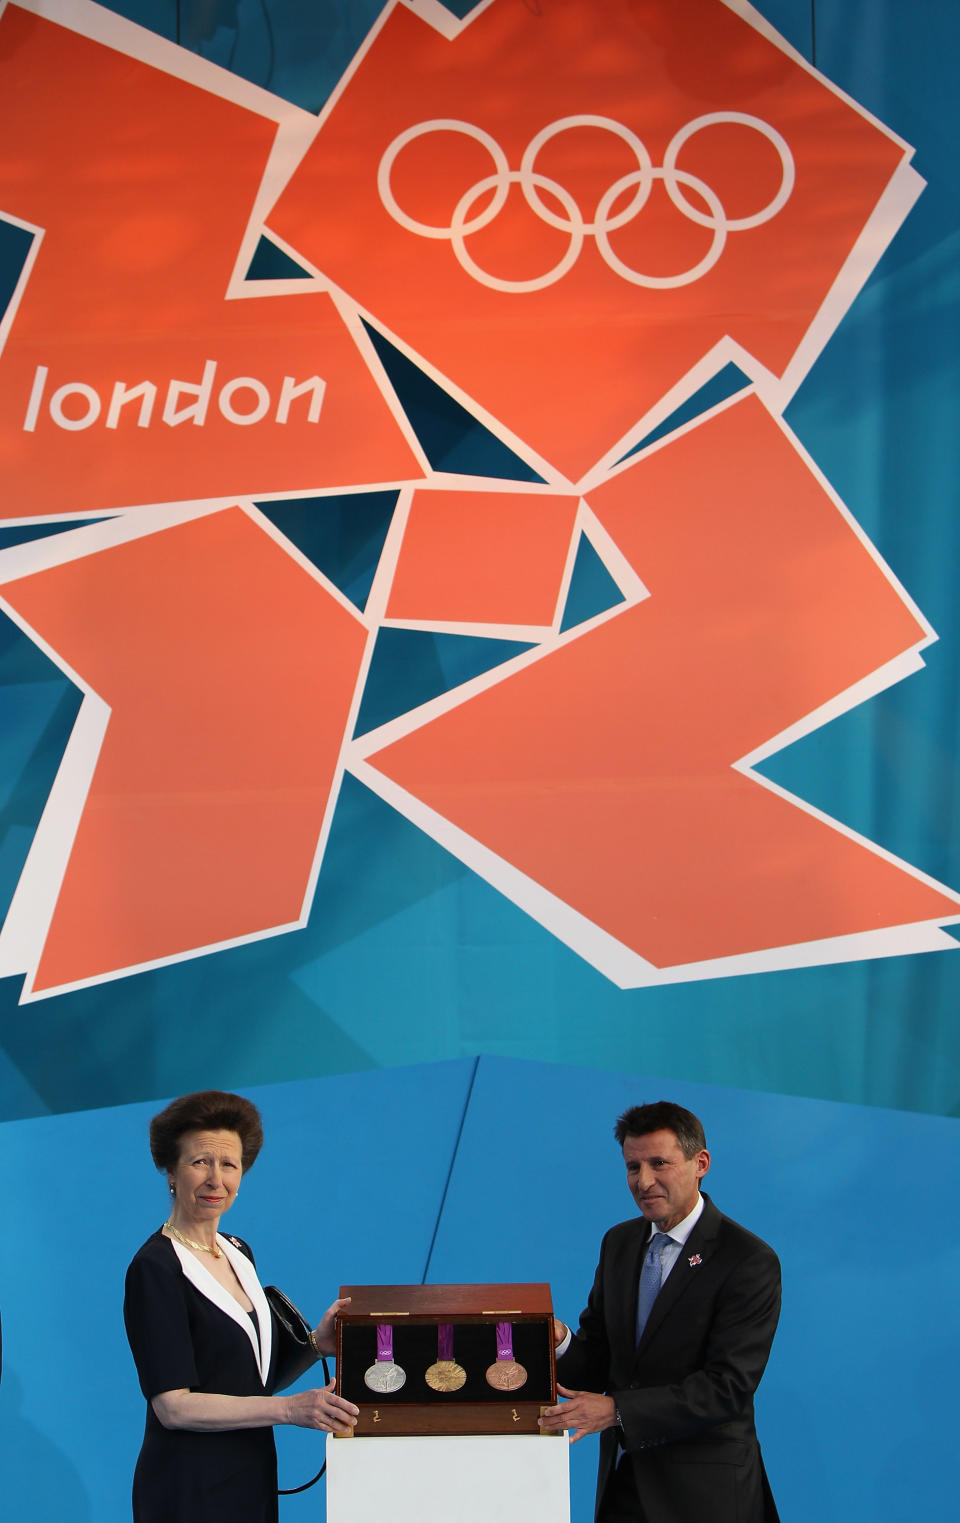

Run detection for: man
[[540, 1101, 780, 1523]]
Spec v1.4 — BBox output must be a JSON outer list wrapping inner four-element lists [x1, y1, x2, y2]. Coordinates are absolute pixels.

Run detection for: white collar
[[650, 1192, 704, 1248], [167, 1233, 272, 1386]]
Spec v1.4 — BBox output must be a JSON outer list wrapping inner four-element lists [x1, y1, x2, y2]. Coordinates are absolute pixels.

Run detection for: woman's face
[[168, 1128, 243, 1222]]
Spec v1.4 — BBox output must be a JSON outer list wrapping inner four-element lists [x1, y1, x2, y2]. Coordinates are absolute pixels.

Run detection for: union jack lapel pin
[[688, 1253, 702, 1268]]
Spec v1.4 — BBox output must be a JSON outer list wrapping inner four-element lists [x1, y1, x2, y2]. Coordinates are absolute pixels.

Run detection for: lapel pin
[[688, 1254, 702, 1268]]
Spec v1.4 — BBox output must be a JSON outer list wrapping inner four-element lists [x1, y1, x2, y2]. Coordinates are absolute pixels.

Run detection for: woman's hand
[[283, 1379, 358, 1434], [311, 1294, 351, 1357], [150, 1384, 359, 1434]]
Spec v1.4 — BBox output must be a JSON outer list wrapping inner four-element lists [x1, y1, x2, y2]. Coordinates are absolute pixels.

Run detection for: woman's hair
[[149, 1090, 264, 1172]]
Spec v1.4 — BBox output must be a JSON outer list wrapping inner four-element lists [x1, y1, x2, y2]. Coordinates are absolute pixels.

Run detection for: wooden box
[[335, 1283, 557, 1437]]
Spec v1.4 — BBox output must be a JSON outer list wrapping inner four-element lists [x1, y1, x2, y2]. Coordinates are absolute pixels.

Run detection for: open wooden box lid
[[339, 1282, 554, 1318]]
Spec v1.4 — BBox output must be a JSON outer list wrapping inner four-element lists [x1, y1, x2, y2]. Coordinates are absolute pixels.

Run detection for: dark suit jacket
[[556, 1194, 780, 1523]]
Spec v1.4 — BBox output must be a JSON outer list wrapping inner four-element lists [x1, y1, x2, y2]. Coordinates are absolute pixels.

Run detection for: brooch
[[688, 1254, 702, 1268]]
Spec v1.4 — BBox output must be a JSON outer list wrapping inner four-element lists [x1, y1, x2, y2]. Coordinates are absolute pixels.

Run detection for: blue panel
[[619, 363, 752, 459], [354, 628, 533, 735], [0, 605, 83, 967], [111, 0, 175, 39], [434, 0, 487, 18], [0, 520, 109, 550], [244, 233, 315, 280], [430, 1058, 960, 1523], [750, 0, 813, 57], [0, 683, 79, 920], [0, 217, 35, 325], [559, 532, 626, 633], [0, 1061, 476, 1521], [257, 491, 398, 611], [108, 0, 382, 111], [363, 323, 546, 482], [0, 1037, 47, 1119]]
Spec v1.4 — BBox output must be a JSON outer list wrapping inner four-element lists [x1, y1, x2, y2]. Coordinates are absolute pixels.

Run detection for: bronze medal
[[484, 1321, 527, 1392], [484, 1356, 527, 1392]]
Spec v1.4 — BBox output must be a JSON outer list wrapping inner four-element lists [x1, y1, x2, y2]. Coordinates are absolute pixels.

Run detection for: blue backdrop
[[0, 2, 958, 1520], [1, 1061, 957, 1520]]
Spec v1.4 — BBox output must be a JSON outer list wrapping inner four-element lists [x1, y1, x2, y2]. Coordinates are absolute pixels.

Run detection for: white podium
[[327, 1434, 570, 1523]]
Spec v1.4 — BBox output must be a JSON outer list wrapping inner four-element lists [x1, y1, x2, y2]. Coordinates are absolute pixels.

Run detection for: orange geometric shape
[[0, 5, 420, 517], [386, 489, 579, 627], [0, 507, 368, 992], [269, 0, 913, 480], [363, 396, 958, 976]]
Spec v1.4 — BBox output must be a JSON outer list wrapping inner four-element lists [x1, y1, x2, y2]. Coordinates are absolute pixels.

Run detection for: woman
[[124, 1089, 358, 1522]]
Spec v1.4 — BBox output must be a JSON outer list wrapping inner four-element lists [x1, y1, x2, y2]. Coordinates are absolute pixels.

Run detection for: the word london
[[23, 361, 326, 432]]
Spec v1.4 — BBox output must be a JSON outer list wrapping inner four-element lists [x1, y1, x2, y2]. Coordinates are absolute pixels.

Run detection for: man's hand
[[538, 1385, 618, 1444]]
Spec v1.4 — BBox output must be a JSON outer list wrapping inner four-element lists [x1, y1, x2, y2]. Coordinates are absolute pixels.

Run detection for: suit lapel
[[634, 1195, 720, 1355], [220, 1236, 273, 1386], [169, 1235, 272, 1386]]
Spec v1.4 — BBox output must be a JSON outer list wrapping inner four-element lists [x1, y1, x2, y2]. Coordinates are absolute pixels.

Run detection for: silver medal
[[364, 1360, 406, 1394]]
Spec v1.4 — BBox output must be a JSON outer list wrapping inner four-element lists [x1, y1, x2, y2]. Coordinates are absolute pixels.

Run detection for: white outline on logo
[[377, 112, 796, 292]]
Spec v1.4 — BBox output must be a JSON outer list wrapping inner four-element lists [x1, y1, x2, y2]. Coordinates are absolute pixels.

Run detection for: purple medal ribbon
[[376, 1323, 395, 1362], [438, 1323, 455, 1361], [495, 1321, 515, 1361]]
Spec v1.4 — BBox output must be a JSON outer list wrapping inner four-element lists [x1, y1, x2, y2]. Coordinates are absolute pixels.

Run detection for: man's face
[[623, 1128, 710, 1232]]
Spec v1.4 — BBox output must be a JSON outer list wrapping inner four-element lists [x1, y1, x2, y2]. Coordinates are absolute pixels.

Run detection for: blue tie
[[635, 1233, 671, 1342]]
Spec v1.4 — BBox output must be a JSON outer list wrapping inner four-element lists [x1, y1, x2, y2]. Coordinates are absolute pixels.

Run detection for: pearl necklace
[[165, 1218, 223, 1258]]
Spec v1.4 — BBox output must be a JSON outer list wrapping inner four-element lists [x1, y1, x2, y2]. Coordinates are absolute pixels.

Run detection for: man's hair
[[614, 1101, 706, 1158]]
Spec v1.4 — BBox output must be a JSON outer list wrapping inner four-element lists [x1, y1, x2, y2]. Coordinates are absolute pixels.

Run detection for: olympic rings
[[378, 119, 511, 239], [453, 171, 584, 295], [376, 112, 794, 292]]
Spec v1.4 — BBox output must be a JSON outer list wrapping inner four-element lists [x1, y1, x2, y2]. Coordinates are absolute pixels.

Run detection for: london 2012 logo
[[0, 0, 956, 1000]]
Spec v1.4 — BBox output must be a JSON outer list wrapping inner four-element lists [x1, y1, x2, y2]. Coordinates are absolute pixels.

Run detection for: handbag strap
[[264, 1286, 332, 1496], [277, 1355, 331, 1496]]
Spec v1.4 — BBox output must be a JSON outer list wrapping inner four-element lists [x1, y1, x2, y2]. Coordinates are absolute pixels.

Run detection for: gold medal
[[425, 1323, 466, 1391], [425, 1358, 467, 1392]]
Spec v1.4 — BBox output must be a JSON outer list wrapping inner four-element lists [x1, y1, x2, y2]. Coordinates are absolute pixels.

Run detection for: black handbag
[[264, 1285, 331, 1496], [265, 1284, 319, 1388]]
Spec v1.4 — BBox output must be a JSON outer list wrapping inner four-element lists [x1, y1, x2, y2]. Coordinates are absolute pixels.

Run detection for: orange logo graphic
[[0, 0, 955, 997], [270, 0, 917, 481], [0, 2, 420, 516], [358, 397, 959, 984]]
